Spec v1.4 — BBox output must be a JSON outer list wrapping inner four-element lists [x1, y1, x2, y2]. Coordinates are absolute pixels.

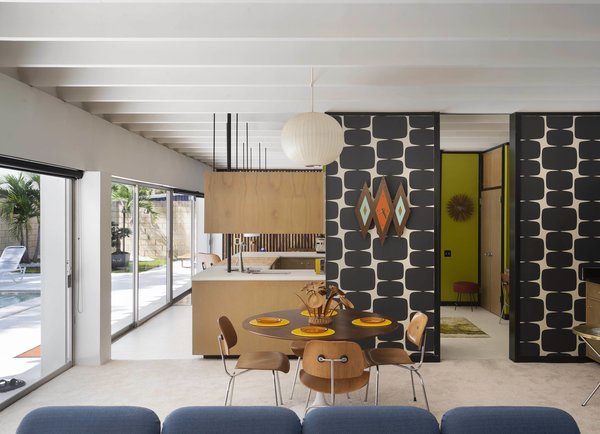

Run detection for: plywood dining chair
[[217, 316, 290, 406], [197, 253, 221, 270], [299, 340, 369, 413], [364, 311, 430, 410]]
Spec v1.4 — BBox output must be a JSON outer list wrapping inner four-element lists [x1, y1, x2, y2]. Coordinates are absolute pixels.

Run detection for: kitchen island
[[192, 252, 324, 356]]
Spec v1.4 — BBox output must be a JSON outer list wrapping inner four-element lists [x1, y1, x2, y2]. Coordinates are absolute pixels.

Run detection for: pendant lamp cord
[[310, 67, 314, 112]]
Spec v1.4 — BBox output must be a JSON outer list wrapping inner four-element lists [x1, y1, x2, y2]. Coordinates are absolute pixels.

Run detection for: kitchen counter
[[191, 252, 325, 356], [192, 251, 325, 282]]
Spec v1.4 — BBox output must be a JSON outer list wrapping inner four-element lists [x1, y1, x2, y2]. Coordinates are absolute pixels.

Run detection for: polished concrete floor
[[1, 304, 599, 433]]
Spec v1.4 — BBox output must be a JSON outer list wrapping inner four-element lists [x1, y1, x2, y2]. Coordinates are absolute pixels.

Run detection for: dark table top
[[242, 308, 399, 341], [573, 324, 600, 341]]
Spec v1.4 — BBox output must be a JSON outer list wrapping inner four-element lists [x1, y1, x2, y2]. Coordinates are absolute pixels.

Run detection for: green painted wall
[[440, 153, 480, 302]]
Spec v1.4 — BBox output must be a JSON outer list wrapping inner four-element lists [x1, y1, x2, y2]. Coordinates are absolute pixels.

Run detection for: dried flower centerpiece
[[297, 282, 354, 325]]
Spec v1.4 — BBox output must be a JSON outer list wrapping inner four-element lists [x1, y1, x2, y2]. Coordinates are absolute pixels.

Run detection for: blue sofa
[[16, 405, 580, 434], [440, 406, 580, 434], [16, 406, 161, 434]]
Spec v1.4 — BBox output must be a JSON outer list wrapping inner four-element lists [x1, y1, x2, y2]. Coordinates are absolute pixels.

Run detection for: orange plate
[[360, 316, 386, 324], [300, 326, 328, 334], [256, 317, 282, 324]]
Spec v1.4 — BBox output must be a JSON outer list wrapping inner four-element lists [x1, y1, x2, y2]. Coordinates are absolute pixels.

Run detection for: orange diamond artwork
[[372, 178, 394, 245]]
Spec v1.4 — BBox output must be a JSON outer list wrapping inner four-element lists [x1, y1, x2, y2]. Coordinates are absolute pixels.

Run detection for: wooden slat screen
[[223, 233, 317, 257]]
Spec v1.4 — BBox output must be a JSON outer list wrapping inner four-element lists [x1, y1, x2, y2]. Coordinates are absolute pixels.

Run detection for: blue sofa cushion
[[162, 406, 302, 434], [303, 406, 440, 434], [440, 406, 580, 434], [16, 406, 160, 434]]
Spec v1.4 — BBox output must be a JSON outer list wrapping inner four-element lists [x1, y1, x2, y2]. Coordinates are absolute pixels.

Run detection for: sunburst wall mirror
[[447, 194, 474, 222]]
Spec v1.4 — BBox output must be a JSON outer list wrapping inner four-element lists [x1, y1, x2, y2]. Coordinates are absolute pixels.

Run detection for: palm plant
[[0, 173, 40, 262], [111, 184, 158, 253]]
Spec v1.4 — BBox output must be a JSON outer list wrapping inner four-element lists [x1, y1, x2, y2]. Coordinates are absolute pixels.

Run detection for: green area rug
[[440, 317, 489, 338]]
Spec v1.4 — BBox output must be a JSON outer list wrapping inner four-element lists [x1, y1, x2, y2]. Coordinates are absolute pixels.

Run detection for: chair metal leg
[[582, 380, 600, 406], [415, 370, 430, 411], [272, 371, 279, 406], [229, 376, 236, 406], [276, 371, 284, 405], [290, 356, 302, 399], [364, 366, 371, 402], [224, 376, 234, 406], [305, 389, 312, 413], [410, 370, 417, 401], [375, 366, 380, 405]]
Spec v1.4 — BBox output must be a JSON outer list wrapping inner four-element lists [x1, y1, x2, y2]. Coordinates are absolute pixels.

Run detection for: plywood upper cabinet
[[482, 146, 503, 189], [204, 171, 324, 234]]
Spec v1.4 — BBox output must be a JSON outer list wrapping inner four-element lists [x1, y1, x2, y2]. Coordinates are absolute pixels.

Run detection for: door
[[480, 188, 502, 316]]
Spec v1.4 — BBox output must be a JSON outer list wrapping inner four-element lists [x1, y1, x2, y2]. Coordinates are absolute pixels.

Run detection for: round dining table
[[242, 308, 399, 342], [572, 324, 600, 406], [243, 308, 399, 408]]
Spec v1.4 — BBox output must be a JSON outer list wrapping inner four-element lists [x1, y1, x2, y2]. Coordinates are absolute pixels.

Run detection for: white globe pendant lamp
[[281, 69, 343, 167]]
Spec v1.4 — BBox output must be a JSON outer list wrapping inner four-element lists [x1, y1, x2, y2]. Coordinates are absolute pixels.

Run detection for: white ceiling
[[0, 1, 598, 168]]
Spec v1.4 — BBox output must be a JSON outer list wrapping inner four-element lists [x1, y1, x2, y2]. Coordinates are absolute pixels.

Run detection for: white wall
[[40, 175, 70, 375], [0, 73, 211, 365], [0, 73, 209, 191], [75, 172, 112, 365]]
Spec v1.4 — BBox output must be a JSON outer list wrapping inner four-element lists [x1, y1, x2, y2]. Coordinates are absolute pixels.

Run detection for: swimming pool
[[0, 292, 40, 309]]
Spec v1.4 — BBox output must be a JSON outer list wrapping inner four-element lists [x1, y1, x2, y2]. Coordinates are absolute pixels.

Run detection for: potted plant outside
[[111, 221, 131, 270]]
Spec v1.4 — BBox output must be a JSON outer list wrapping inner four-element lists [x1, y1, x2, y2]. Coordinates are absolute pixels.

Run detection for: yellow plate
[[256, 316, 283, 324], [249, 318, 290, 327], [300, 309, 338, 317], [291, 327, 335, 337], [352, 318, 393, 327]]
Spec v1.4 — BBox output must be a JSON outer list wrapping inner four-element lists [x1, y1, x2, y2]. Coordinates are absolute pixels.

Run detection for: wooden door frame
[[480, 144, 509, 316]]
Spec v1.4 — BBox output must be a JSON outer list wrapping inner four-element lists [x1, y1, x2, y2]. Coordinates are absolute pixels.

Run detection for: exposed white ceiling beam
[[124, 122, 284, 132], [20, 66, 600, 88], [106, 113, 294, 124], [58, 85, 600, 103], [1, 1, 597, 162], [439, 122, 508, 132], [142, 131, 280, 139], [85, 99, 600, 115], [2, 3, 600, 41], [157, 138, 279, 144], [3, 41, 600, 67]]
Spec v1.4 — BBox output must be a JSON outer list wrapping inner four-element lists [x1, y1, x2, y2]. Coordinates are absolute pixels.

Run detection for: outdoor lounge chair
[[0, 246, 27, 283]]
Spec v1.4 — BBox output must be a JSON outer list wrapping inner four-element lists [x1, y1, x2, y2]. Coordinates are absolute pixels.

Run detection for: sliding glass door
[[111, 181, 197, 337], [110, 182, 135, 335], [0, 168, 72, 408], [172, 193, 194, 298], [137, 187, 169, 321]]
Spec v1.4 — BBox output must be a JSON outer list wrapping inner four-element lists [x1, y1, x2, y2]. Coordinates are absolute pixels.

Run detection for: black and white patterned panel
[[326, 113, 437, 358], [517, 114, 600, 359]]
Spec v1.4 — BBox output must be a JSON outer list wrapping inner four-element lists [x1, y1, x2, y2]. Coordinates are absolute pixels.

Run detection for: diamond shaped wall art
[[373, 178, 394, 245], [355, 182, 374, 237], [355, 178, 411, 244], [392, 183, 411, 236]]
